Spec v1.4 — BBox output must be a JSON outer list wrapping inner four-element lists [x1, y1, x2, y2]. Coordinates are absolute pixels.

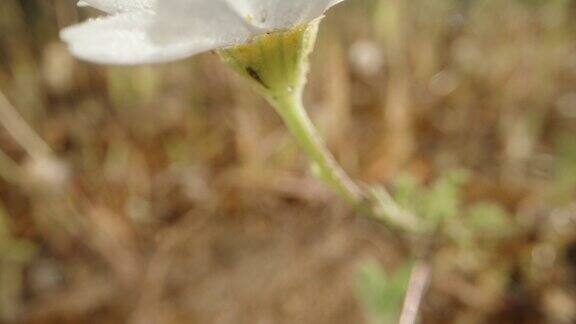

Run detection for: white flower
[[61, 0, 345, 65]]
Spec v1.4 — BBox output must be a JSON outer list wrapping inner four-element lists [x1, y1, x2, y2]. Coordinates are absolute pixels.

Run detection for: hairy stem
[[273, 94, 364, 207]]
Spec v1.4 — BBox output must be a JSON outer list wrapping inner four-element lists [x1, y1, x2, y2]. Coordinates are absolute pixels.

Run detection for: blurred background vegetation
[[1, 0, 576, 323]]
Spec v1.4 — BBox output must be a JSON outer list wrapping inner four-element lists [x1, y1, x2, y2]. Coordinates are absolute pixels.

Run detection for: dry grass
[[1, 0, 576, 323]]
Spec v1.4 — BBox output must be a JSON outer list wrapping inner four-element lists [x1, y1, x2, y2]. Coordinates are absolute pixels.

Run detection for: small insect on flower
[[60, 0, 345, 65]]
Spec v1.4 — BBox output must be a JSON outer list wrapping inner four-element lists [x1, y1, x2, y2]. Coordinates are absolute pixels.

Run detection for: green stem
[[272, 94, 364, 207], [219, 22, 420, 232], [272, 94, 422, 232]]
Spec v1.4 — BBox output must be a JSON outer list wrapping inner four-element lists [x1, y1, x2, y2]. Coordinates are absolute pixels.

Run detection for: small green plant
[[372, 170, 471, 233], [356, 260, 413, 324], [357, 170, 516, 323]]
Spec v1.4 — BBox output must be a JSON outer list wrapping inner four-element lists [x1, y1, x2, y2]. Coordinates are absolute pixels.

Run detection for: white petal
[[226, 0, 345, 30], [151, 0, 253, 46], [60, 12, 222, 65], [77, 0, 155, 13]]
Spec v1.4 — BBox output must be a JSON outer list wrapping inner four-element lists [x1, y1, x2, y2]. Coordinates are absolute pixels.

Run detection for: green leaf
[[356, 260, 413, 324]]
